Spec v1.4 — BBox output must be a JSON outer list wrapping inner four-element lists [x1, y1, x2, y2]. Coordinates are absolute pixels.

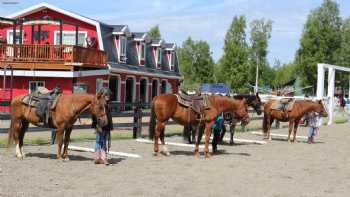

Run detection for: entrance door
[[140, 78, 148, 105], [109, 76, 120, 101], [152, 80, 158, 98], [125, 77, 134, 110]]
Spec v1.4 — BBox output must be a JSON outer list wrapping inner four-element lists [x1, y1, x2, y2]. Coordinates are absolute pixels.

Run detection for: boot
[[307, 137, 312, 144], [94, 150, 101, 164], [100, 150, 109, 165]]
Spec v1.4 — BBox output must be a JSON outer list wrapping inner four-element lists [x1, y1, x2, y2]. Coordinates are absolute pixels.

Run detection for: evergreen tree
[[295, 0, 342, 89], [218, 15, 250, 93], [148, 25, 161, 39]]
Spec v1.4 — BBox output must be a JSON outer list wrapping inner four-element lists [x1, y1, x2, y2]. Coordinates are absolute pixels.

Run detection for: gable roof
[[132, 32, 148, 41], [6, 2, 104, 50], [151, 38, 164, 47], [164, 43, 176, 50], [111, 25, 130, 36]]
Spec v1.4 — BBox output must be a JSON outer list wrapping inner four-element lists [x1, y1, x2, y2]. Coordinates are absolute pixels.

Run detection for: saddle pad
[[271, 100, 295, 111], [175, 94, 210, 113], [21, 94, 61, 109]]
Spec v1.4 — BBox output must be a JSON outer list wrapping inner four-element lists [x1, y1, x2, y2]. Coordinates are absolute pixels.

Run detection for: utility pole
[[254, 54, 259, 93]]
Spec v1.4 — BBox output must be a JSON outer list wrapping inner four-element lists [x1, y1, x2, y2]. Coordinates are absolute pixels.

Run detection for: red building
[[0, 3, 182, 109]]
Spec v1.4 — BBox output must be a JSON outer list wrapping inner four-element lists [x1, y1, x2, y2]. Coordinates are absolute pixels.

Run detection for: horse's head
[[233, 98, 250, 125], [91, 90, 110, 131], [315, 100, 328, 117], [249, 93, 263, 115]]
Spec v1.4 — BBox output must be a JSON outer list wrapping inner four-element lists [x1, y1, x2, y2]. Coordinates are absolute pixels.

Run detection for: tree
[[295, 0, 342, 89], [248, 18, 273, 88], [178, 37, 215, 89], [148, 25, 161, 39], [217, 15, 250, 93]]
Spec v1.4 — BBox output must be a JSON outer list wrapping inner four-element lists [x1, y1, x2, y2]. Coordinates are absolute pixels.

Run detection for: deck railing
[[0, 44, 107, 67]]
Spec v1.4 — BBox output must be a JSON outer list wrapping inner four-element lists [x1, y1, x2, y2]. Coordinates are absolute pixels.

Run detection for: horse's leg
[[19, 120, 29, 158], [194, 123, 204, 157], [292, 119, 300, 143], [265, 116, 272, 141], [204, 121, 214, 158], [191, 125, 196, 144], [220, 124, 226, 143], [212, 129, 220, 153], [159, 125, 170, 156], [287, 120, 294, 144], [62, 127, 72, 161], [154, 121, 165, 156], [12, 118, 23, 158], [229, 124, 236, 145], [56, 129, 64, 160]]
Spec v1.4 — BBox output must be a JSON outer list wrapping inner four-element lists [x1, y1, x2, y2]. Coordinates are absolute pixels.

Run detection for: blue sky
[[2, 0, 350, 64]]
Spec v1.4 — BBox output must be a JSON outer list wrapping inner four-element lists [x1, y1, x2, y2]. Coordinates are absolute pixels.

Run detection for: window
[[73, 83, 88, 93], [170, 52, 175, 71], [120, 36, 127, 58], [29, 81, 45, 93], [157, 48, 162, 67], [54, 31, 87, 46], [140, 43, 145, 60], [7, 30, 24, 44]]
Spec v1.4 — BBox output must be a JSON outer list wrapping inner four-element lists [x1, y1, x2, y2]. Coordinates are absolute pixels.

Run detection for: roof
[[200, 83, 231, 95], [132, 32, 148, 41], [111, 25, 130, 35], [108, 62, 181, 79], [164, 43, 176, 50], [151, 38, 164, 47], [6, 2, 105, 51]]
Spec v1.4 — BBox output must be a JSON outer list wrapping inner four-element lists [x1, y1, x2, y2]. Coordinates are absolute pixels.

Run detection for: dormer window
[[120, 36, 127, 62], [170, 52, 175, 71], [156, 48, 162, 68], [137, 42, 146, 65]]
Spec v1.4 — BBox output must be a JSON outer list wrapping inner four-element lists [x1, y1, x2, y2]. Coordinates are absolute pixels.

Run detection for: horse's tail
[[148, 100, 156, 140], [262, 113, 268, 134]]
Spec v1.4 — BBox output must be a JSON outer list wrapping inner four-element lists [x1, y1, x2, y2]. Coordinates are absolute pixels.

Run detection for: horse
[[263, 99, 328, 143], [184, 93, 262, 145], [7, 92, 109, 160], [149, 94, 250, 158], [194, 93, 263, 152]]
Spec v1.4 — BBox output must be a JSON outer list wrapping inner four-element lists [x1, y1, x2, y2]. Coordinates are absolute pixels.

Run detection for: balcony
[[0, 44, 107, 70]]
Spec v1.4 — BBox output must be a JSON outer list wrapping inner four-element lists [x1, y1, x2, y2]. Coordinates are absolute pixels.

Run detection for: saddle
[[21, 87, 62, 127], [271, 98, 295, 111], [176, 90, 210, 115]]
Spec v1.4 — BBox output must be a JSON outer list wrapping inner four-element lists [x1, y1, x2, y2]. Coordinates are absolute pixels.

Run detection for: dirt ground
[[1, 123, 350, 197]]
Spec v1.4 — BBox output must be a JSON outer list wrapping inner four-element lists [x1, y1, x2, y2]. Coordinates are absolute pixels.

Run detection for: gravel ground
[[1, 123, 350, 197]]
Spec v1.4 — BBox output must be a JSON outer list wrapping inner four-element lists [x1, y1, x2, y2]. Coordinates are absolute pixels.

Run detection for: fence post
[[133, 101, 142, 139]]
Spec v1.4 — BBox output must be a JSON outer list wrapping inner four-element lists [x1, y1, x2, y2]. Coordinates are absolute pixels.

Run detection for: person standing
[[92, 88, 113, 165], [307, 112, 319, 144]]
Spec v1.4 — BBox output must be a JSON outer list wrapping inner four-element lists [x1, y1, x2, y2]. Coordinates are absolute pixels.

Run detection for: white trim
[[169, 51, 175, 71], [139, 77, 149, 103], [7, 30, 24, 44], [0, 69, 108, 78], [125, 75, 136, 102], [7, 2, 104, 50], [109, 67, 182, 80], [22, 20, 60, 25], [53, 30, 87, 46]]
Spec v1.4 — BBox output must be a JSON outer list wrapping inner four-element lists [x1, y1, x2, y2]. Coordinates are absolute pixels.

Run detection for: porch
[[0, 44, 107, 70]]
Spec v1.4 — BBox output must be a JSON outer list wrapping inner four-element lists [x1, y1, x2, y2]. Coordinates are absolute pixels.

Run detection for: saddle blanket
[[175, 94, 210, 114], [21, 94, 61, 110], [271, 99, 295, 111]]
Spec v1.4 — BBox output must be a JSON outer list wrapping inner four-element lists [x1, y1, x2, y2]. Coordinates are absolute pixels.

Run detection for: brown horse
[[149, 94, 250, 158], [8, 92, 108, 160], [263, 100, 328, 143]]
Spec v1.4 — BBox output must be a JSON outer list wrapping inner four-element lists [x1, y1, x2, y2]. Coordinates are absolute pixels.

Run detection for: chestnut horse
[[8, 92, 108, 160], [149, 94, 250, 158], [263, 100, 328, 143]]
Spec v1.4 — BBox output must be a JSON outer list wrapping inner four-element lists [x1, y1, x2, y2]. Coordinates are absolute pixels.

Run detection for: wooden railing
[[0, 44, 107, 67]]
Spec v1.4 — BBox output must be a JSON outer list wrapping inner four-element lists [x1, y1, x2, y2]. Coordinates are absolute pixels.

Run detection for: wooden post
[[19, 20, 23, 45], [38, 24, 41, 44], [31, 23, 35, 44], [59, 20, 63, 45], [75, 25, 79, 46]]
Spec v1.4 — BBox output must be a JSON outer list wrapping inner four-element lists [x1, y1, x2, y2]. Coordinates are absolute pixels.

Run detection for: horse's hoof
[[63, 157, 70, 162], [16, 154, 23, 159], [153, 152, 159, 156], [194, 152, 200, 158], [164, 151, 170, 156], [205, 153, 211, 158]]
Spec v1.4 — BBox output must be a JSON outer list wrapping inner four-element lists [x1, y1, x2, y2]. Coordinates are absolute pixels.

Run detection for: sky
[[1, 0, 350, 65]]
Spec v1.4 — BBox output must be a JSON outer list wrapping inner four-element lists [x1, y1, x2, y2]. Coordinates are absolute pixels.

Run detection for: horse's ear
[[96, 91, 103, 99], [318, 100, 322, 104]]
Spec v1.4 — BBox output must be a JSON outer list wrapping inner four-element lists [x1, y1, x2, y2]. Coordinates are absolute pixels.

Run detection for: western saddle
[[176, 90, 210, 116], [21, 86, 62, 127]]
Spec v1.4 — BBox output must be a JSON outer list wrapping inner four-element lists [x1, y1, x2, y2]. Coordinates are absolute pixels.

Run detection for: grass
[[334, 116, 348, 124]]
